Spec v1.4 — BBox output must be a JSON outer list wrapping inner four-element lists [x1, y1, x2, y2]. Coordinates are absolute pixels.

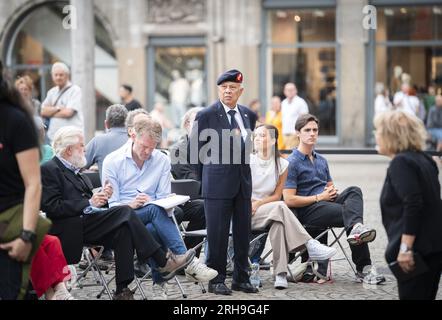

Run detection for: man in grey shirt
[[85, 104, 129, 178]]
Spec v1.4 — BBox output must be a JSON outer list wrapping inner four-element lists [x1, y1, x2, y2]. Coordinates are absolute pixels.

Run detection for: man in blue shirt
[[283, 114, 385, 285], [102, 117, 217, 286]]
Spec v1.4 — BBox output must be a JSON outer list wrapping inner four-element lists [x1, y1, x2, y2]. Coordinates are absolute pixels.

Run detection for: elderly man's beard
[[69, 151, 87, 169]]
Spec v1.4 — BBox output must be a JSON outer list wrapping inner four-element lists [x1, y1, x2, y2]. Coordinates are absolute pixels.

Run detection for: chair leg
[[174, 276, 187, 299], [133, 277, 147, 300], [330, 228, 357, 275]]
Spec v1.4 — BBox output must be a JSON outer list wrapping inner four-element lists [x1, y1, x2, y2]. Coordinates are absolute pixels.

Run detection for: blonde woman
[[15, 75, 41, 116], [375, 110, 442, 300], [250, 124, 336, 289]]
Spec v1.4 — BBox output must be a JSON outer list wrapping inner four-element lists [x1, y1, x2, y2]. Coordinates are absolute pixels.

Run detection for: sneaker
[[274, 273, 288, 289], [347, 223, 376, 246], [113, 288, 134, 300], [158, 249, 195, 280], [356, 265, 386, 285], [185, 257, 218, 282], [305, 239, 337, 261], [53, 283, 76, 300]]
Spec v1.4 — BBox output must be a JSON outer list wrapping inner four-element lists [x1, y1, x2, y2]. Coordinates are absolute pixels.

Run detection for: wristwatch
[[399, 242, 412, 254], [19, 229, 36, 244]]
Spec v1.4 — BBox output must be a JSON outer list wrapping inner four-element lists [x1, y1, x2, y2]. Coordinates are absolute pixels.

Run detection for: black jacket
[[189, 101, 257, 199], [380, 151, 442, 263], [40, 157, 133, 263], [170, 135, 200, 181]]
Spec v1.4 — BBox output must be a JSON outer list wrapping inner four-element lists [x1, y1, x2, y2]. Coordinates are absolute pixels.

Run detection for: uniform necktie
[[228, 110, 240, 131]]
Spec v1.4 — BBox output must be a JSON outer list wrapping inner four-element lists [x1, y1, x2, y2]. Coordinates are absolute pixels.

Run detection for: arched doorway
[[3, 0, 118, 131]]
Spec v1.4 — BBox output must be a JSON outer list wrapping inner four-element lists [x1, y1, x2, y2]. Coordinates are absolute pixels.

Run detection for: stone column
[[71, 0, 96, 142], [209, 0, 261, 105], [337, 0, 367, 146]]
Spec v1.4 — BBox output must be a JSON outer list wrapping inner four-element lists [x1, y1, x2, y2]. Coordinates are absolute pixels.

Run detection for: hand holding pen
[[129, 189, 150, 209]]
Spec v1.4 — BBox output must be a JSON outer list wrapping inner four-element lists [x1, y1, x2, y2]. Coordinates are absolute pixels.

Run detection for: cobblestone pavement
[[70, 155, 442, 300]]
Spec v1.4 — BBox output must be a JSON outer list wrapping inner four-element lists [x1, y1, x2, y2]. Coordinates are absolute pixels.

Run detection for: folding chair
[[94, 257, 151, 300], [286, 225, 357, 282], [171, 212, 208, 295], [72, 245, 113, 300]]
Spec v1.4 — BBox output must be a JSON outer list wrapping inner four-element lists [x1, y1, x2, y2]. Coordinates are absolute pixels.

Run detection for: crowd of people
[[374, 82, 442, 152], [1, 61, 441, 301]]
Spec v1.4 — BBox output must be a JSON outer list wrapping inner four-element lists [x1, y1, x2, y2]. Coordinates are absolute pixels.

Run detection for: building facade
[[1, 0, 441, 145]]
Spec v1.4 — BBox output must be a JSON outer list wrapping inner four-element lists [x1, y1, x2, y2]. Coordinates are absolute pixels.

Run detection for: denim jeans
[[0, 250, 22, 300], [428, 128, 442, 142], [135, 204, 186, 283]]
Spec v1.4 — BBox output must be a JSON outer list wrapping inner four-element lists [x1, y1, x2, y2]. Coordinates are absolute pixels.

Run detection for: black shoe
[[113, 288, 134, 300], [231, 281, 259, 293], [134, 261, 151, 278], [78, 259, 109, 271], [208, 282, 232, 295], [100, 249, 114, 262]]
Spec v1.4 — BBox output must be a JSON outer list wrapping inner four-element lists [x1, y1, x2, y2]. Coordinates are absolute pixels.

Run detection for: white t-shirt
[[281, 96, 309, 135], [393, 91, 418, 116], [43, 83, 84, 141], [374, 94, 392, 116], [250, 154, 289, 201]]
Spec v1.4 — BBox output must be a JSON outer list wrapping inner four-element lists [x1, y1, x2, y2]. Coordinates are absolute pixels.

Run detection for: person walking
[[374, 110, 442, 300]]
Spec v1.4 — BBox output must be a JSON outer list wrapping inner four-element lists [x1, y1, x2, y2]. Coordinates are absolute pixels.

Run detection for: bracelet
[[315, 195, 319, 203]]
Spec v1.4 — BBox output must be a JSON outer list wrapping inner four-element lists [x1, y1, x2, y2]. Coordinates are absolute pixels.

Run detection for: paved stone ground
[[70, 155, 442, 300]]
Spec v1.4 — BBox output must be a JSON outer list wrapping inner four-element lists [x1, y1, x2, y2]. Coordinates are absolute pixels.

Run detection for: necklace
[[257, 156, 273, 168]]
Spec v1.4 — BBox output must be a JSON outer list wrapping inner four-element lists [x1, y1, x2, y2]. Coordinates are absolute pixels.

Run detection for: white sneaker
[[347, 223, 376, 246], [53, 283, 76, 300], [306, 239, 337, 261], [274, 273, 288, 289], [185, 258, 218, 282]]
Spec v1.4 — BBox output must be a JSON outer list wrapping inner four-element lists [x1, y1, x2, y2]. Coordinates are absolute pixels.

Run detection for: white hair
[[51, 62, 70, 75], [375, 82, 385, 95], [182, 106, 204, 130], [52, 126, 83, 156]]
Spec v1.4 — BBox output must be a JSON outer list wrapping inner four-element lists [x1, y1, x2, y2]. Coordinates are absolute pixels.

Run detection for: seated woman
[[30, 235, 75, 300], [250, 124, 337, 289]]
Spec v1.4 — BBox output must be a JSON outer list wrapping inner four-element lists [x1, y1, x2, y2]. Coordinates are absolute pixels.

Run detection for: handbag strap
[[17, 263, 30, 300], [53, 85, 73, 106]]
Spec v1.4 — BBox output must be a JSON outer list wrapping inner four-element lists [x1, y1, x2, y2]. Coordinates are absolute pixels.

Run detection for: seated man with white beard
[[40, 126, 195, 300]]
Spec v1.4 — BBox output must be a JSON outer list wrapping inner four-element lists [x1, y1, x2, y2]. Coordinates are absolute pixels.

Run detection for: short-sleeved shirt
[[284, 149, 332, 197], [0, 102, 38, 212], [42, 83, 83, 141], [250, 155, 289, 201]]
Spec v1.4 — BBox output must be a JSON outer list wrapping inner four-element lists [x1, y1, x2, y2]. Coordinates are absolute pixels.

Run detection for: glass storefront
[[153, 46, 207, 126], [6, 2, 117, 131], [375, 5, 442, 93], [266, 8, 337, 136]]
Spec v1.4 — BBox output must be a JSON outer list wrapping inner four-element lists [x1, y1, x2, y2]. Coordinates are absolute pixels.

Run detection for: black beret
[[216, 69, 243, 85]]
